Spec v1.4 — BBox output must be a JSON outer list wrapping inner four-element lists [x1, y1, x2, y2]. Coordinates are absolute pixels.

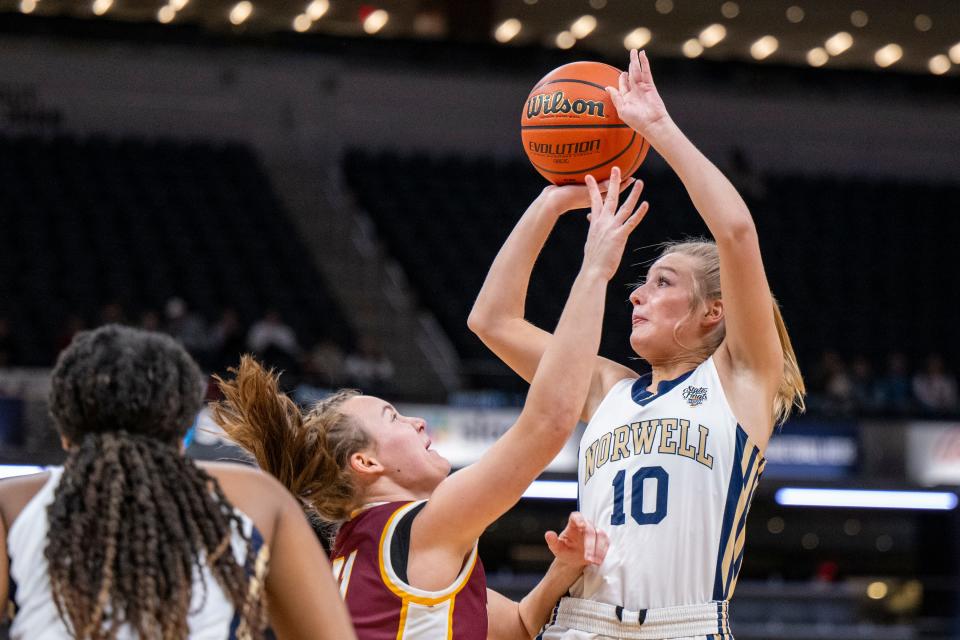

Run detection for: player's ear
[[349, 450, 384, 478], [702, 298, 723, 329]]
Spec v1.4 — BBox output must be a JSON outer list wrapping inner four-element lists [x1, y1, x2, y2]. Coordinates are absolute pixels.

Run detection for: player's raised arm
[[607, 49, 793, 444], [468, 178, 639, 423], [413, 167, 648, 574]]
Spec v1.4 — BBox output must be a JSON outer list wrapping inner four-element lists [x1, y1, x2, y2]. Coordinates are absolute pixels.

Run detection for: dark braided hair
[[45, 325, 269, 639]]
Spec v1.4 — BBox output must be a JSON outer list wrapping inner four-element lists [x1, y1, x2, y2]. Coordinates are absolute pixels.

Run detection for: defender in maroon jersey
[[214, 168, 646, 638]]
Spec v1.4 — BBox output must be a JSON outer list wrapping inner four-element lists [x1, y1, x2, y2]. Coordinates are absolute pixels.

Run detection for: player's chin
[[629, 328, 651, 356], [429, 450, 452, 474]]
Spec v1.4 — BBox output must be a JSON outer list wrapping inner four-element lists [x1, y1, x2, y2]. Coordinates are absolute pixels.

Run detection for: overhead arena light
[[293, 13, 312, 32], [19, 0, 37, 14], [698, 23, 726, 48], [522, 480, 578, 500], [785, 5, 804, 23], [92, 0, 112, 16], [363, 9, 389, 34], [157, 4, 175, 23], [928, 54, 951, 75], [874, 43, 903, 68], [171, 0, 189, 8], [682, 38, 704, 58], [555, 30, 576, 50], [950, 42, 960, 64], [494, 18, 522, 44], [721, 2, 739, 19], [806, 46, 829, 67], [306, 0, 329, 21], [229, 1, 253, 26], [750, 35, 778, 60], [825, 31, 853, 56], [914, 14, 932, 32], [775, 487, 958, 510], [570, 15, 597, 39], [623, 27, 652, 50]]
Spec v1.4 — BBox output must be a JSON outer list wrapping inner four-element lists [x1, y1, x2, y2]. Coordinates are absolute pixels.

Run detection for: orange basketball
[[521, 61, 649, 185]]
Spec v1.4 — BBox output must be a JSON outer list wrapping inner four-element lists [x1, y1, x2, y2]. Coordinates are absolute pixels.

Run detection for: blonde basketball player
[[469, 50, 805, 640]]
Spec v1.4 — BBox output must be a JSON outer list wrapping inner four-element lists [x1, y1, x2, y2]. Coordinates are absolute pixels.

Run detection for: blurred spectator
[[913, 354, 959, 413], [304, 339, 347, 389], [209, 309, 247, 373], [100, 302, 128, 325], [849, 355, 877, 412], [345, 337, 395, 395], [164, 297, 207, 355], [139, 310, 162, 332], [811, 350, 853, 414], [0, 318, 21, 368], [54, 314, 86, 356], [875, 352, 913, 413], [247, 310, 300, 357]]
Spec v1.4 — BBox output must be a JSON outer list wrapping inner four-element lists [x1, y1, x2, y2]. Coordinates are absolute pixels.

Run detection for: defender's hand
[[545, 512, 610, 568]]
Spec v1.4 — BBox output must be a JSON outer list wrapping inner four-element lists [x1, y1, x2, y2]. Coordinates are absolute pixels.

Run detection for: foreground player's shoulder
[[198, 461, 299, 533], [0, 471, 53, 526]]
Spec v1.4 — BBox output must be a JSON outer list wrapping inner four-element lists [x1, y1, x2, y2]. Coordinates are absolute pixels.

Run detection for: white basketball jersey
[[572, 356, 765, 611], [6, 467, 267, 639]]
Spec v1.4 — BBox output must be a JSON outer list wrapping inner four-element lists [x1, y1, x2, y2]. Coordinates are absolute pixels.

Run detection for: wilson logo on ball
[[525, 90, 607, 119]]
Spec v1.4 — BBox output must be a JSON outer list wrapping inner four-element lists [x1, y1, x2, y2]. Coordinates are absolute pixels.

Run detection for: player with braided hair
[[0, 324, 356, 640]]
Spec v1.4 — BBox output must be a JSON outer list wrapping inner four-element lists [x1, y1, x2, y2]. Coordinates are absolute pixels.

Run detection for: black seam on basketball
[[532, 78, 611, 91], [625, 138, 650, 175], [530, 131, 638, 175], [521, 124, 632, 130]]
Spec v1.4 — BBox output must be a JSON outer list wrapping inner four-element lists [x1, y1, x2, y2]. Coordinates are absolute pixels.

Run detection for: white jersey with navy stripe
[[572, 356, 765, 612], [6, 467, 269, 639]]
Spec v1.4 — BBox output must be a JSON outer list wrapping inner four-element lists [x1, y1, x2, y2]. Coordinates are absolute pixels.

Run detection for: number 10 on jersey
[[611, 466, 669, 526]]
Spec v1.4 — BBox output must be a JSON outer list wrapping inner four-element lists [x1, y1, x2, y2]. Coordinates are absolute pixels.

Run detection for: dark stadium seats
[[344, 148, 960, 392], [0, 133, 353, 366]]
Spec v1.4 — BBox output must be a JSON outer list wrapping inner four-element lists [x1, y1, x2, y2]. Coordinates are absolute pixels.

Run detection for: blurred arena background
[[1, 0, 960, 637]]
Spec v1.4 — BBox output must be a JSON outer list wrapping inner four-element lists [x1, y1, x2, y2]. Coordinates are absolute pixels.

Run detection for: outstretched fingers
[[636, 49, 655, 86], [622, 200, 650, 234], [614, 179, 645, 224], [585, 174, 604, 216], [602, 167, 622, 214]]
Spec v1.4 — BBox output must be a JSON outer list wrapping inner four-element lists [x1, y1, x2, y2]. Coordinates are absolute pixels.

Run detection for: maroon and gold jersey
[[331, 500, 488, 640]]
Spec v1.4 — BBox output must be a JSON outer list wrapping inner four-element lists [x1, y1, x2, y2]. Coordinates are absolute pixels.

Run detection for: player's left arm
[[608, 50, 783, 385], [486, 513, 609, 640]]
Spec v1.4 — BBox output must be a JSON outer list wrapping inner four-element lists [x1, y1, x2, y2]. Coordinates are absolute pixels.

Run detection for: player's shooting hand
[[605, 50, 670, 137], [580, 167, 648, 282], [545, 511, 610, 568], [540, 175, 636, 215]]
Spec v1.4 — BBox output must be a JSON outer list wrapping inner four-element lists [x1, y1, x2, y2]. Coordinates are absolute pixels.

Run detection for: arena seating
[[345, 148, 960, 391], [0, 134, 353, 366]]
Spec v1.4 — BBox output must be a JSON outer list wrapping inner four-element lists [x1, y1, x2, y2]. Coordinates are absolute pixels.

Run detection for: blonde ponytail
[[771, 300, 806, 425], [212, 356, 370, 522]]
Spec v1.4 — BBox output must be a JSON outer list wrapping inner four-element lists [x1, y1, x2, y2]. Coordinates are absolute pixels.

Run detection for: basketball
[[521, 61, 649, 185]]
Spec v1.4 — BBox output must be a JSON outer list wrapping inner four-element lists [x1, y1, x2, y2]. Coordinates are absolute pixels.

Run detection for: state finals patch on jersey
[[682, 385, 708, 407]]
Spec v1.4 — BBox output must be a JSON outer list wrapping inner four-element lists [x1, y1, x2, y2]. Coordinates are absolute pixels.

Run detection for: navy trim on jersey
[[7, 573, 18, 620], [228, 524, 276, 640], [713, 425, 748, 601], [630, 368, 696, 407]]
